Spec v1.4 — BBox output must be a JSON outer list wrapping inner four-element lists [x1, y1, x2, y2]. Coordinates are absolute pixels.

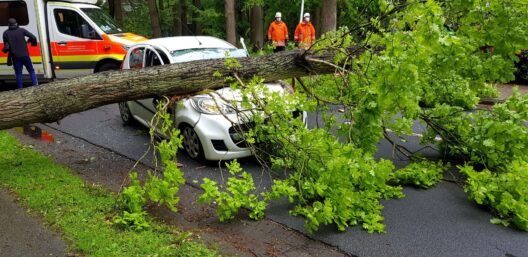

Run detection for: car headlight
[[191, 97, 236, 115]]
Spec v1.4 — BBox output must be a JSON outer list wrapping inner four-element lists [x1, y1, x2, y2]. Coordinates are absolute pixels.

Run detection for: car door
[[123, 45, 149, 123], [130, 46, 165, 124]]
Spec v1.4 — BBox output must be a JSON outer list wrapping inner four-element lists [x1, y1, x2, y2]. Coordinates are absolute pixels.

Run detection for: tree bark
[[172, 1, 182, 36], [0, 47, 367, 130], [224, 0, 236, 45], [321, 0, 337, 35], [147, 0, 162, 38], [193, 0, 202, 35], [181, 1, 189, 35], [114, 0, 124, 26], [158, 0, 165, 35], [250, 5, 264, 50], [108, 0, 115, 17], [314, 6, 322, 38]]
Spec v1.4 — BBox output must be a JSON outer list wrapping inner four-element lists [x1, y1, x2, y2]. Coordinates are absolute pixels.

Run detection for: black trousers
[[273, 46, 286, 53]]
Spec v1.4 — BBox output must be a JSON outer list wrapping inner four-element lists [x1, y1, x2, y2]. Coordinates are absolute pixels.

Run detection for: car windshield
[[170, 48, 248, 63], [81, 8, 123, 34]]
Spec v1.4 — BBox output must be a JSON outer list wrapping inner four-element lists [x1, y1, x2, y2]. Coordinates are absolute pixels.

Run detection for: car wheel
[[118, 102, 135, 125], [97, 62, 120, 72], [181, 124, 205, 161]]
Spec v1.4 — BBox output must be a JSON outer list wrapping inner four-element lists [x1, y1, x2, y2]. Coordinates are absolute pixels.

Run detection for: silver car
[[118, 36, 300, 161]]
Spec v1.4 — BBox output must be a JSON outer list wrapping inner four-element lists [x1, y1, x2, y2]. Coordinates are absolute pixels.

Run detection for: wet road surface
[[42, 104, 528, 257]]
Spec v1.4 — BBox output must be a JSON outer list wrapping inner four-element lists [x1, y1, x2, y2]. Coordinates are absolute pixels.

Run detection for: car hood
[[108, 33, 147, 46], [197, 82, 287, 102]]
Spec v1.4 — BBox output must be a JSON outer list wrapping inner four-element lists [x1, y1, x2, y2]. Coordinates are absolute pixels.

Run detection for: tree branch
[[0, 47, 367, 130]]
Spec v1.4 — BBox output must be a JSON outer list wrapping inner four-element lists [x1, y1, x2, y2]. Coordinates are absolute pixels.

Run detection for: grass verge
[[0, 131, 218, 257]]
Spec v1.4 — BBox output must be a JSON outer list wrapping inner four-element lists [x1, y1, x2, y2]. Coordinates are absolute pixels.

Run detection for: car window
[[129, 47, 145, 69], [157, 50, 170, 64], [54, 8, 101, 40], [145, 49, 162, 67]]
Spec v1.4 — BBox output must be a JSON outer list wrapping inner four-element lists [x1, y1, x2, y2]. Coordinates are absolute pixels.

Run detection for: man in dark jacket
[[2, 18, 38, 89]]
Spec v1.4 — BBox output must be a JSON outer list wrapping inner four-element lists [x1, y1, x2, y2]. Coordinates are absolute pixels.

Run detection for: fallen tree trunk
[[0, 47, 364, 130]]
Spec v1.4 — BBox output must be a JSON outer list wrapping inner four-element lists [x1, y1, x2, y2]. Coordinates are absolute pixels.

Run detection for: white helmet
[[275, 12, 282, 18], [304, 13, 310, 18]]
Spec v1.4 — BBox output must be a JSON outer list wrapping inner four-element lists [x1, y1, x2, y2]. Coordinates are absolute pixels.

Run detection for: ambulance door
[[48, 5, 101, 78], [0, 0, 46, 80]]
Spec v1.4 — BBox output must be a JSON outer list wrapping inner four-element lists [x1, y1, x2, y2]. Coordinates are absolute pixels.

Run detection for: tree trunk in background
[[193, 0, 202, 35], [158, 0, 166, 35], [314, 7, 322, 38], [158, 0, 165, 12], [250, 5, 264, 50], [181, 1, 189, 35], [224, 0, 236, 45], [0, 47, 367, 130], [172, 2, 182, 36], [147, 0, 162, 37], [114, 0, 124, 26], [239, 6, 249, 42], [321, 0, 337, 35], [108, 0, 115, 17]]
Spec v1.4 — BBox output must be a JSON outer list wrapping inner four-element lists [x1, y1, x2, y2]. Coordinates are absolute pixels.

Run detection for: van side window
[[54, 9, 101, 40], [0, 1, 29, 26], [129, 47, 145, 69]]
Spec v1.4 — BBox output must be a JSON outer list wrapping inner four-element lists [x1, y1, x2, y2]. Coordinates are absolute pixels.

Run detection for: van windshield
[[81, 8, 123, 34]]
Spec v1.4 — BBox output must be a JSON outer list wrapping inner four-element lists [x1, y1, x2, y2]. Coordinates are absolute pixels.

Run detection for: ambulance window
[[54, 9, 101, 40], [0, 1, 29, 26], [81, 8, 123, 35], [129, 47, 145, 69]]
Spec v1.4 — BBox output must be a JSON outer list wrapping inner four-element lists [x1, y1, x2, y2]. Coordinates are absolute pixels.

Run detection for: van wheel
[[118, 102, 135, 125], [181, 124, 205, 161], [98, 62, 120, 72]]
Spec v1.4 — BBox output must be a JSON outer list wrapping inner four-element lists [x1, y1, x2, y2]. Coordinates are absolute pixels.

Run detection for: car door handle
[[57, 41, 67, 46]]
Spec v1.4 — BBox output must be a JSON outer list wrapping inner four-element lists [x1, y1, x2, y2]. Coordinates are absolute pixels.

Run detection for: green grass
[[0, 131, 219, 257]]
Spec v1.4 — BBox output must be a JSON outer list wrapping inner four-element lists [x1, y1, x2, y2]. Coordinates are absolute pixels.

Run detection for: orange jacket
[[268, 21, 289, 46], [294, 22, 316, 49]]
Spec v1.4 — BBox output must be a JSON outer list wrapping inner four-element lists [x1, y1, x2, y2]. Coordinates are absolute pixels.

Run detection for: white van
[[0, 0, 145, 83]]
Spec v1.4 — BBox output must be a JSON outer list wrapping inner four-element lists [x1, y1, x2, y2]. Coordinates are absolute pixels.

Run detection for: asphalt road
[[44, 104, 528, 257]]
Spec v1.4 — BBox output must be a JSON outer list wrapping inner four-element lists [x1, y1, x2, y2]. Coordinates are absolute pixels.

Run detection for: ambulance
[[0, 0, 146, 83]]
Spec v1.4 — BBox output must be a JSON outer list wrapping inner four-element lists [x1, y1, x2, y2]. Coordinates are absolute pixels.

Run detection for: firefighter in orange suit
[[268, 12, 289, 52], [294, 13, 316, 49]]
